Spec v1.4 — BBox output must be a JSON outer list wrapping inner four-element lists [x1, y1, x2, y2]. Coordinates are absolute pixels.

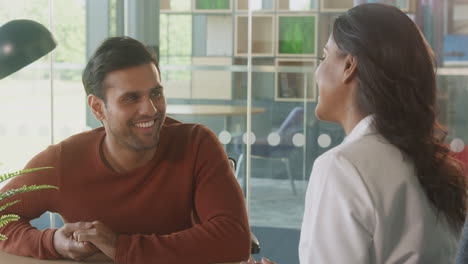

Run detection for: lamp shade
[[0, 19, 56, 80]]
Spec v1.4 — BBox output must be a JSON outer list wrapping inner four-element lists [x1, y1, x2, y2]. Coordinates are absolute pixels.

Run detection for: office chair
[[234, 107, 304, 195]]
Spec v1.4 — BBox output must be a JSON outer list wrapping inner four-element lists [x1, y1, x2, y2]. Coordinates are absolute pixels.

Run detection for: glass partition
[[0, 0, 467, 262]]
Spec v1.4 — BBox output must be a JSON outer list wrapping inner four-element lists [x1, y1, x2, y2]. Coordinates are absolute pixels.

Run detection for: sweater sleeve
[[0, 145, 61, 259], [115, 125, 251, 264]]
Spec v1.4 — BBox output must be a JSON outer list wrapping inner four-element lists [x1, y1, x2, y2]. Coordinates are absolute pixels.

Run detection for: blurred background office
[[0, 0, 467, 263]]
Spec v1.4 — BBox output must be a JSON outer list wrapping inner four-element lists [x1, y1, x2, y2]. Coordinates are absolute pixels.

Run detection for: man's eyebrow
[[119, 91, 140, 98], [152, 84, 163, 90]]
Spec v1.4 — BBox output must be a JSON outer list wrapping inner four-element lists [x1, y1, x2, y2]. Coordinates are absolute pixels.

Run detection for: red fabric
[[0, 118, 250, 263]]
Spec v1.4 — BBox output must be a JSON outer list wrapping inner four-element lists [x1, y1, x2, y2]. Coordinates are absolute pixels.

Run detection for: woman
[[243, 3, 467, 264]]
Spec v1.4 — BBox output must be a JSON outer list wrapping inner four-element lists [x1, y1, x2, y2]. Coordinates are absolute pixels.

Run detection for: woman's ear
[[343, 55, 358, 84], [88, 94, 105, 121]]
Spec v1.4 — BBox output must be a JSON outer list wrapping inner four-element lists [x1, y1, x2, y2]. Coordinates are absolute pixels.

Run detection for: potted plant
[[0, 167, 57, 240]]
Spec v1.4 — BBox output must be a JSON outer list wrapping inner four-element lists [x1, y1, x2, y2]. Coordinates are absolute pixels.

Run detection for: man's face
[[95, 63, 166, 151]]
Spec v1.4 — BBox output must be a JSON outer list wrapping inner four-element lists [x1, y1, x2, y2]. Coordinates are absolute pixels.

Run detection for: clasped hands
[[53, 221, 117, 261]]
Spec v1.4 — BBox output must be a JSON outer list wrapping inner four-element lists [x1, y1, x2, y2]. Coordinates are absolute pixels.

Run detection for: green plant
[[279, 16, 316, 55], [0, 167, 57, 240], [196, 0, 230, 9]]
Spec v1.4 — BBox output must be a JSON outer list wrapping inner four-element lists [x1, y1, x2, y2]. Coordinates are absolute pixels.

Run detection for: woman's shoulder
[[315, 133, 413, 190], [326, 133, 400, 164]]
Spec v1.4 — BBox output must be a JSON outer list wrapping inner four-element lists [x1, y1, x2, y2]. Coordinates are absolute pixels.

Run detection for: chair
[[228, 158, 261, 255], [234, 107, 304, 195]]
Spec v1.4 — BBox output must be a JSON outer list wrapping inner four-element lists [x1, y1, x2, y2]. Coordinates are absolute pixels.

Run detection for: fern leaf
[[0, 200, 20, 213], [0, 185, 58, 202], [0, 214, 20, 228], [0, 167, 53, 183], [0, 214, 18, 240]]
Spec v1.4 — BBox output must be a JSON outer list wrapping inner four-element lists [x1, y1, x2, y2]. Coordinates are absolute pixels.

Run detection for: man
[[0, 36, 250, 263]]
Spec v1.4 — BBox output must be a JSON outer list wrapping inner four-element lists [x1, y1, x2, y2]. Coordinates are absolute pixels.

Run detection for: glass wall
[[1, 0, 467, 262], [157, 0, 468, 262], [0, 0, 87, 173]]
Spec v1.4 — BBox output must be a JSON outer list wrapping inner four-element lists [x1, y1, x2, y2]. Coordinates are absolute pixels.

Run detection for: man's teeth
[[135, 120, 155, 128]]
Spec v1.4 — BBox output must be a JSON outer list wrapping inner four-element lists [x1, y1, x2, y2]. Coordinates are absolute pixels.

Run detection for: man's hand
[[73, 221, 117, 261], [53, 222, 100, 260]]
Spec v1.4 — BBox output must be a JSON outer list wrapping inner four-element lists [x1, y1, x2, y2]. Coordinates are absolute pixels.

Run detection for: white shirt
[[299, 116, 459, 264]]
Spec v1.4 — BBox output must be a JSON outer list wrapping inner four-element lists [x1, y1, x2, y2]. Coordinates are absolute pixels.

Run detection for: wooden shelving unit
[[236, 0, 275, 12], [235, 15, 275, 56], [191, 57, 232, 100], [192, 0, 232, 13], [159, 0, 417, 101], [160, 0, 191, 12], [275, 59, 317, 102], [277, 0, 317, 11], [320, 0, 353, 12]]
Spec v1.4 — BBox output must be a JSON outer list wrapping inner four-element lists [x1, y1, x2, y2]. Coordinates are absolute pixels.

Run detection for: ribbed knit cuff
[[115, 234, 130, 264], [44, 228, 62, 259]]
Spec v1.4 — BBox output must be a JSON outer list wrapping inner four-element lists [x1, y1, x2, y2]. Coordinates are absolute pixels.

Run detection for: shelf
[[160, 0, 191, 12], [236, 0, 275, 12], [192, 14, 233, 56], [277, 0, 317, 12], [362, 0, 415, 12], [233, 71, 275, 100], [233, 57, 275, 66], [191, 57, 232, 100], [444, 35, 468, 66], [318, 13, 339, 55], [235, 15, 275, 56], [277, 14, 317, 57], [397, 0, 414, 12], [450, 1, 468, 35], [275, 59, 317, 102], [193, 0, 232, 13], [320, 0, 353, 12], [161, 70, 192, 99]]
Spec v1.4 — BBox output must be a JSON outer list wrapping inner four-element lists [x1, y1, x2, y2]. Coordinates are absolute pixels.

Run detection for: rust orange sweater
[[0, 118, 250, 263]]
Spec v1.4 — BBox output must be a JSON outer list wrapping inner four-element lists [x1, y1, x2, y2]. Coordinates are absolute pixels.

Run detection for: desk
[[167, 104, 266, 116], [0, 251, 111, 263], [0, 251, 240, 264], [167, 104, 266, 134]]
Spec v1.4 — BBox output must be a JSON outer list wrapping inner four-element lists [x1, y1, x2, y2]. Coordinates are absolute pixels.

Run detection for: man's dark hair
[[82, 36, 160, 100]]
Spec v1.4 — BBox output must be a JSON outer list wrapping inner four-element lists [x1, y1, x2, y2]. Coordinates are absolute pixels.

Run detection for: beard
[[107, 114, 165, 152]]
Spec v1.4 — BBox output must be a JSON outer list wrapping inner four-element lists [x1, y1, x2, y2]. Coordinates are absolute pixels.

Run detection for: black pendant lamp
[[0, 19, 57, 80]]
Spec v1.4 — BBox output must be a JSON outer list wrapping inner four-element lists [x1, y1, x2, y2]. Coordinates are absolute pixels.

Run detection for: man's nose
[[140, 97, 158, 115]]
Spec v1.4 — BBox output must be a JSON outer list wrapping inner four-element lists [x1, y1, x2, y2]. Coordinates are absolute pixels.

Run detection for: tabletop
[[0, 251, 241, 264], [0, 251, 111, 263]]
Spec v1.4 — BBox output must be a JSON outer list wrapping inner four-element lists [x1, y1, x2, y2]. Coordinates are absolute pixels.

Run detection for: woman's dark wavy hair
[[333, 3, 467, 230]]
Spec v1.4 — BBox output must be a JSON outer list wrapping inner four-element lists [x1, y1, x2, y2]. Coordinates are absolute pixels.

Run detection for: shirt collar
[[343, 115, 375, 143]]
